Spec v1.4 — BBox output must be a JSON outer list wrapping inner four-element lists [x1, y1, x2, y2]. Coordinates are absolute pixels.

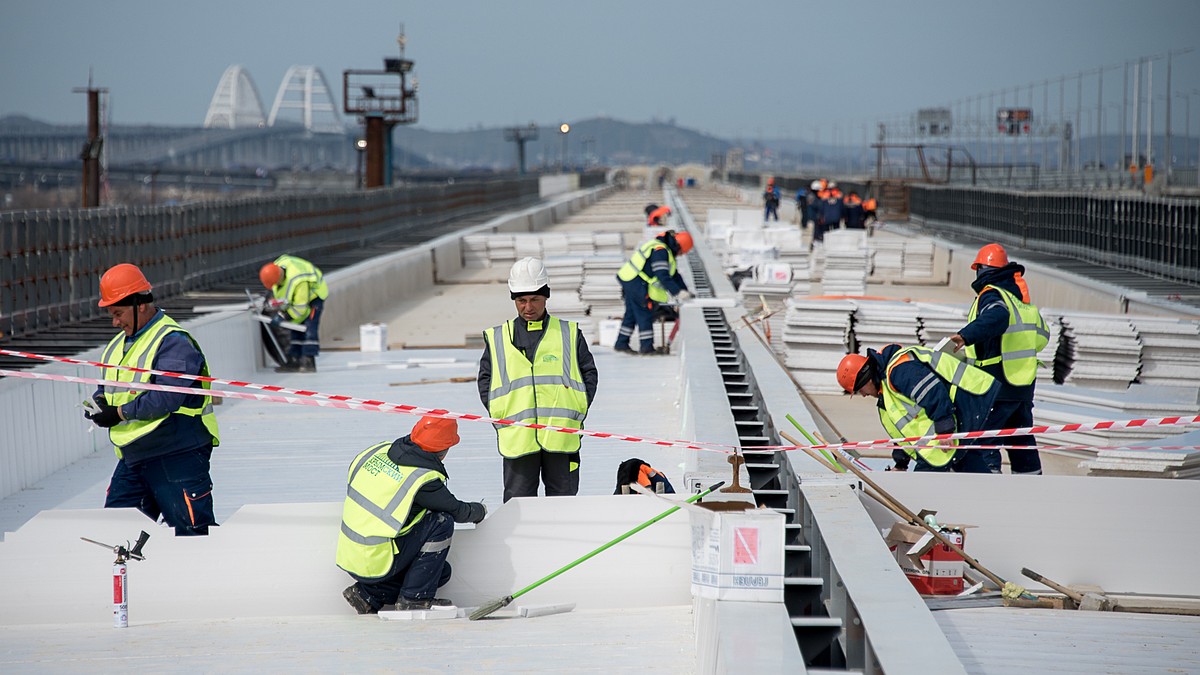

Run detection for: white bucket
[[597, 319, 622, 348], [360, 323, 389, 352]]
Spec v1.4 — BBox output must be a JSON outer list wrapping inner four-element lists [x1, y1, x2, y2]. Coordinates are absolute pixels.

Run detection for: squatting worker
[[338, 416, 486, 614], [478, 257, 599, 503], [950, 243, 1050, 474], [86, 263, 220, 536], [837, 343, 999, 473], [259, 254, 329, 373], [613, 229, 693, 354]]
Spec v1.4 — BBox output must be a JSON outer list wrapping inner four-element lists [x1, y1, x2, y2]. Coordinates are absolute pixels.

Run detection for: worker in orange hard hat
[[614, 229, 693, 354], [88, 263, 221, 535], [613, 457, 676, 495], [837, 344, 998, 473], [338, 415, 487, 614], [949, 243, 1050, 475], [763, 178, 781, 222], [647, 205, 672, 227], [259, 254, 329, 373]]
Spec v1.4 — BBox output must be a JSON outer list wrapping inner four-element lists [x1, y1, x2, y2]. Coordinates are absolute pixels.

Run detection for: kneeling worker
[[259, 254, 328, 373], [614, 229, 693, 354], [837, 344, 999, 473], [339, 416, 487, 614]]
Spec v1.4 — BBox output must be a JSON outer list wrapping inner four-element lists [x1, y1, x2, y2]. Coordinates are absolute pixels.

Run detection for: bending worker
[[613, 229, 693, 354], [950, 243, 1050, 475], [259, 254, 329, 373], [837, 343, 998, 473], [338, 416, 486, 614], [478, 258, 599, 503], [86, 263, 220, 536]]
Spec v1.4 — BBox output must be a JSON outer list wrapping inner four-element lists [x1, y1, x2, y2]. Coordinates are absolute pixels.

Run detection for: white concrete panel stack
[[1034, 383, 1200, 450], [913, 302, 968, 346], [580, 256, 625, 321], [1054, 313, 1141, 389], [543, 256, 585, 291], [853, 300, 921, 352], [463, 234, 491, 267], [871, 238, 905, 279], [1037, 315, 1063, 383], [782, 298, 855, 394], [1132, 316, 1200, 387], [902, 239, 936, 279], [593, 232, 626, 256], [821, 230, 870, 296], [487, 234, 516, 264]]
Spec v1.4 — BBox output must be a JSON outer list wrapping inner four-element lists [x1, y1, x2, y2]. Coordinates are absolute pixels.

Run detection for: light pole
[[354, 138, 367, 188], [559, 123, 570, 172]]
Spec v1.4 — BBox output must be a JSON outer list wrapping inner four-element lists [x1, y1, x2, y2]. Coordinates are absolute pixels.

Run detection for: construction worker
[[837, 344, 999, 473], [338, 416, 486, 614], [763, 178, 781, 221], [259, 254, 329, 373], [950, 244, 1050, 475], [843, 191, 866, 229], [85, 263, 220, 535], [613, 458, 676, 495], [863, 196, 879, 228], [647, 205, 672, 228], [613, 230, 693, 354], [478, 258, 599, 502]]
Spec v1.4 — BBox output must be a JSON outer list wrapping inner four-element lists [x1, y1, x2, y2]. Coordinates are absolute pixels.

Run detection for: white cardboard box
[[690, 507, 785, 601], [360, 322, 388, 352]]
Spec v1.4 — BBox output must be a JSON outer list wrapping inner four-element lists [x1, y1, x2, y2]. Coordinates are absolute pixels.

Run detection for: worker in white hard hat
[[477, 257, 599, 502]]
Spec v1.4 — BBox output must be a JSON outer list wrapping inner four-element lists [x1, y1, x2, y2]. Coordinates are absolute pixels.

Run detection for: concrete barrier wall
[[0, 185, 612, 503]]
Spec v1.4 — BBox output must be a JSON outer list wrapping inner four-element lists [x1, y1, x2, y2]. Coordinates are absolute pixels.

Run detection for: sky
[[3, 0, 1199, 141]]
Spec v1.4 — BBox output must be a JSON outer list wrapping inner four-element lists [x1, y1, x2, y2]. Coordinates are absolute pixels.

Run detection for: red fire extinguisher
[[82, 531, 150, 628]]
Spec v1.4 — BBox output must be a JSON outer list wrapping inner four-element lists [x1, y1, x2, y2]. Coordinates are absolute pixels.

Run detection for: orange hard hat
[[647, 205, 672, 224], [410, 416, 460, 452], [674, 231, 693, 255], [971, 243, 1009, 270], [836, 353, 870, 394], [98, 263, 153, 307], [259, 263, 283, 289]]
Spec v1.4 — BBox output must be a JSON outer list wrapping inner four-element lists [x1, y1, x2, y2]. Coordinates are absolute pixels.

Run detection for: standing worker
[[763, 178, 781, 222], [478, 258, 599, 503], [837, 343, 998, 473], [259, 254, 329, 373], [950, 244, 1050, 475], [613, 230, 693, 354], [85, 263, 220, 536], [338, 416, 487, 614]]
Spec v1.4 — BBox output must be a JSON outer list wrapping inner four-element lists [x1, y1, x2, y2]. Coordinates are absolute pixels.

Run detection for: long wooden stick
[[780, 430, 904, 518]]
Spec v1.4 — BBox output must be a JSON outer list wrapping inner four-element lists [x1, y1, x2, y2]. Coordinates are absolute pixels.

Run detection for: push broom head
[[468, 594, 513, 621]]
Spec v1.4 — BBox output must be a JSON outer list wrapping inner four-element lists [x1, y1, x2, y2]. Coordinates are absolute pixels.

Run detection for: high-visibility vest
[[271, 255, 329, 322], [483, 317, 589, 458], [617, 239, 676, 303], [335, 442, 445, 579], [99, 315, 220, 459], [964, 285, 1049, 386], [878, 346, 995, 467]]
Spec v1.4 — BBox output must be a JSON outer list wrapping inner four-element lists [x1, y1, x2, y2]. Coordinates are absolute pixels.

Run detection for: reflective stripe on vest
[[99, 316, 220, 458], [617, 240, 676, 303], [483, 317, 589, 458], [964, 285, 1049, 386], [878, 346, 995, 467], [272, 255, 329, 322], [335, 441, 445, 579]]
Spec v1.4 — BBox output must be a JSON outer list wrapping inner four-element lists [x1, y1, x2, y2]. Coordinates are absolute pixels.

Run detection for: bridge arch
[[203, 65, 267, 129], [267, 65, 345, 134]]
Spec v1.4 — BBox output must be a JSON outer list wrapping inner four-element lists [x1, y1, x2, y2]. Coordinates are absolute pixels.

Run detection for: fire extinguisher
[[81, 531, 150, 628]]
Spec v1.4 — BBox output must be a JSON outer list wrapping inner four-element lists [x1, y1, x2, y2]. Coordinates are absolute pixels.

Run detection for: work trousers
[[287, 298, 324, 360], [353, 512, 455, 608], [614, 280, 656, 353], [978, 399, 1041, 475], [911, 447, 993, 474], [503, 450, 581, 503], [105, 445, 215, 536], [764, 204, 779, 221]]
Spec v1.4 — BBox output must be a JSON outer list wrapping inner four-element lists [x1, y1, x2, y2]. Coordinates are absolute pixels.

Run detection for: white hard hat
[[508, 257, 550, 295], [828, 181, 838, 188], [810, 180, 822, 191]]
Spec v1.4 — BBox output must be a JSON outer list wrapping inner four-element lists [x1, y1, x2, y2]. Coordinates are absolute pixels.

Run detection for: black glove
[[269, 313, 284, 326], [86, 401, 123, 428], [470, 502, 487, 524]]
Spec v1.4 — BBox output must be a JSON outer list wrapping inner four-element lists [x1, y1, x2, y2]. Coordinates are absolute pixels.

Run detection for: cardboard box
[[360, 323, 388, 352], [885, 522, 968, 596], [690, 507, 785, 602]]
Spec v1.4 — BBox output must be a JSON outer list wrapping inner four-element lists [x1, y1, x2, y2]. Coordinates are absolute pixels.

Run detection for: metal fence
[[910, 185, 1200, 285], [0, 177, 538, 338]]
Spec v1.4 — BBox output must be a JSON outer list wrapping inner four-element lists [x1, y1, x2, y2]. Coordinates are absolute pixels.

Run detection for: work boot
[[342, 584, 379, 615], [613, 345, 636, 355], [297, 356, 317, 373], [274, 357, 300, 373], [394, 596, 454, 611]]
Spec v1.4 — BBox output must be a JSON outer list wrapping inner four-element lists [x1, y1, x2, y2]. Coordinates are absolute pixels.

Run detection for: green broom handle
[[508, 481, 725, 602]]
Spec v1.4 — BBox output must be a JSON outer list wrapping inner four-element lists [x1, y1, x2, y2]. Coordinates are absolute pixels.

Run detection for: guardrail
[[0, 177, 538, 338]]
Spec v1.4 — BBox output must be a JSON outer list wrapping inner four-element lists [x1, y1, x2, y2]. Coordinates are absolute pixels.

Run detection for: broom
[[468, 481, 724, 620]]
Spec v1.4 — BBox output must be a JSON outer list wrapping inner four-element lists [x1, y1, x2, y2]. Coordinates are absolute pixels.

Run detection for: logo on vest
[[542, 354, 559, 363]]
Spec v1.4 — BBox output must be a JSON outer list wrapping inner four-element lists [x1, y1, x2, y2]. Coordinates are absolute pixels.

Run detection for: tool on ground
[[782, 431, 1034, 600], [721, 454, 752, 493], [469, 481, 725, 621], [390, 376, 477, 387], [81, 530, 150, 628], [1021, 567, 1113, 611]]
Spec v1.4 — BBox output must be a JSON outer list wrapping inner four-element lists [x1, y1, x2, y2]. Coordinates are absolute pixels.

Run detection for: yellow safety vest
[[878, 346, 995, 468], [272, 255, 329, 322], [483, 317, 589, 458], [617, 239, 676, 303], [335, 441, 445, 579], [964, 285, 1049, 386], [99, 315, 220, 459]]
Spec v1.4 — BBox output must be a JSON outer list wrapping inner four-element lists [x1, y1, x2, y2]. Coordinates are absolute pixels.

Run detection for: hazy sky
[[3, 0, 1199, 140]]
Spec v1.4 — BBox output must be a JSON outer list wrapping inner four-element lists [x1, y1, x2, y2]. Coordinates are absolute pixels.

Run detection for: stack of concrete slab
[[902, 239, 937, 279], [781, 298, 856, 395], [1037, 315, 1063, 383], [1080, 446, 1200, 479], [853, 300, 921, 352], [594, 232, 627, 257], [541, 233, 571, 258], [1133, 316, 1200, 387], [1054, 313, 1141, 389], [580, 256, 625, 320], [1034, 383, 1200, 450], [914, 302, 967, 346], [463, 234, 492, 267], [820, 230, 870, 296], [544, 256, 586, 291], [870, 239, 905, 279]]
